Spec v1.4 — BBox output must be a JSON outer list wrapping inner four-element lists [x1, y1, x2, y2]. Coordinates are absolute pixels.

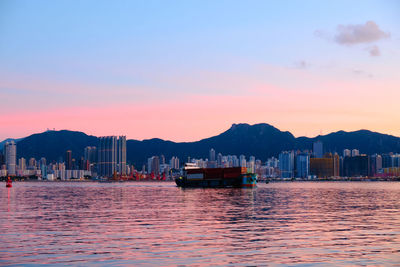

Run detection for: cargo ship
[[175, 165, 257, 188]]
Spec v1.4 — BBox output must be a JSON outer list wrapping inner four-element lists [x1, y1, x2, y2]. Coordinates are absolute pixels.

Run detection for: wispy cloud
[[366, 45, 380, 57], [334, 21, 390, 45]]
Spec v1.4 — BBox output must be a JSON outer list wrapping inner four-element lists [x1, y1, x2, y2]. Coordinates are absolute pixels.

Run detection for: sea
[[1, 181, 400, 266]]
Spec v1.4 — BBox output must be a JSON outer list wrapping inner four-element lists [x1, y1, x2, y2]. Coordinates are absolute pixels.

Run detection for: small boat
[[6, 177, 12, 188], [176, 165, 257, 188]]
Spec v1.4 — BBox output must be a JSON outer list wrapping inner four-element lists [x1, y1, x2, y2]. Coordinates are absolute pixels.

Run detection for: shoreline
[[3, 178, 400, 183]]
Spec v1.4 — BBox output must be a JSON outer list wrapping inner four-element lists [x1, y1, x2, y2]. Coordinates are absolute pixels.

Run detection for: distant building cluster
[[1, 138, 400, 180], [0, 136, 129, 180], [273, 143, 400, 179]]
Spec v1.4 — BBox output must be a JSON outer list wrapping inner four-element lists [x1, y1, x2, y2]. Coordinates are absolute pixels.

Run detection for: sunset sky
[[1, 0, 399, 141]]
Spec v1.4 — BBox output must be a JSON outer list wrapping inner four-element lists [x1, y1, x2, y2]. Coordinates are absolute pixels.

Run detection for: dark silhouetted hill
[[9, 124, 400, 167], [16, 130, 98, 162]]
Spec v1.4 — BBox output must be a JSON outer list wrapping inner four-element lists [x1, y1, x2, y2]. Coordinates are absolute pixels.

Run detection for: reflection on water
[[1, 182, 400, 265]]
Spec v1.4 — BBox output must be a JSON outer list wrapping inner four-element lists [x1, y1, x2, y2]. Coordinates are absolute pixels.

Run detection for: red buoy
[[6, 177, 12, 188]]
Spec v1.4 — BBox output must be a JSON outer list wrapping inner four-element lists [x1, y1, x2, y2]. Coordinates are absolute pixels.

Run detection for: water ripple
[[1, 182, 400, 265]]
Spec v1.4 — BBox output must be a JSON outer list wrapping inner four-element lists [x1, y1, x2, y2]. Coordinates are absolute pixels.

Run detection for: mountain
[[11, 124, 400, 167], [16, 130, 98, 161], [296, 130, 400, 155], [127, 123, 296, 166]]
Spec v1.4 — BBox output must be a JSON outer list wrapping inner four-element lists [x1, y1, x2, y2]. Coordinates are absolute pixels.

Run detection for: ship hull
[[176, 167, 257, 188]]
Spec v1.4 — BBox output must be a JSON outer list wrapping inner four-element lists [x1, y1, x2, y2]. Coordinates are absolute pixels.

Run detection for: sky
[[0, 0, 399, 141]]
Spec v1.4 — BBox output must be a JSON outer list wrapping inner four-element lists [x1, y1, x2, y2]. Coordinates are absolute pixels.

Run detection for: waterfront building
[[313, 141, 323, 158], [65, 150, 72, 170], [98, 136, 117, 177], [117, 136, 127, 175], [247, 160, 255, 173], [39, 157, 46, 167], [333, 153, 340, 177], [343, 155, 370, 177], [343, 149, 351, 158], [310, 153, 340, 178], [370, 154, 382, 176], [41, 164, 47, 179], [4, 141, 16, 176], [169, 156, 180, 169], [310, 157, 334, 178], [279, 151, 294, 178], [147, 156, 160, 175], [18, 157, 26, 171], [296, 153, 309, 178], [97, 136, 126, 177]]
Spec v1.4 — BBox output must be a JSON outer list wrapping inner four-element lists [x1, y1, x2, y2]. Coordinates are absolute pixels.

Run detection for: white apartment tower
[[4, 141, 16, 176]]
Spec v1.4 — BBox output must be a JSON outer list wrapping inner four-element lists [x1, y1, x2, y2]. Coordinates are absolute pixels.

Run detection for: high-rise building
[[147, 156, 160, 175], [239, 155, 246, 168], [65, 150, 72, 170], [4, 141, 16, 175], [217, 153, 223, 167], [209, 148, 216, 162], [84, 146, 97, 163], [97, 136, 126, 177], [232, 155, 239, 167], [351, 149, 360, 157], [370, 154, 382, 176], [343, 149, 351, 158], [310, 157, 334, 178], [28, 158, 37, 169], [313, 141, 323, 158], [333, 153, 340, 177], [98, 136, 117, 177], [18, 157, 26, 170], [382, 154, 392, 168], [393, 154, 400, 167], [343, 155, 369, 177], [117, 136, 126, 175], [41, 164, 48, 179], [279, 151, 294, 178], [296, 153, 309, 178], [169, 156, 180, 169]]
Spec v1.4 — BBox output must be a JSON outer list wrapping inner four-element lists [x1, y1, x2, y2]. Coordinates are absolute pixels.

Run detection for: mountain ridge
[[3, 123, 400, 167]]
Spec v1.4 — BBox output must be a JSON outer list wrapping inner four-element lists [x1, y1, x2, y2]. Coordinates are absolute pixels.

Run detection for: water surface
[[1, 182, 400, 265]]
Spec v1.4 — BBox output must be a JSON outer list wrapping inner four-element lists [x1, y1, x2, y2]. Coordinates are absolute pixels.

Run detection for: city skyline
[[1, 0, 399, 141], [3, 138, 400, 179]]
